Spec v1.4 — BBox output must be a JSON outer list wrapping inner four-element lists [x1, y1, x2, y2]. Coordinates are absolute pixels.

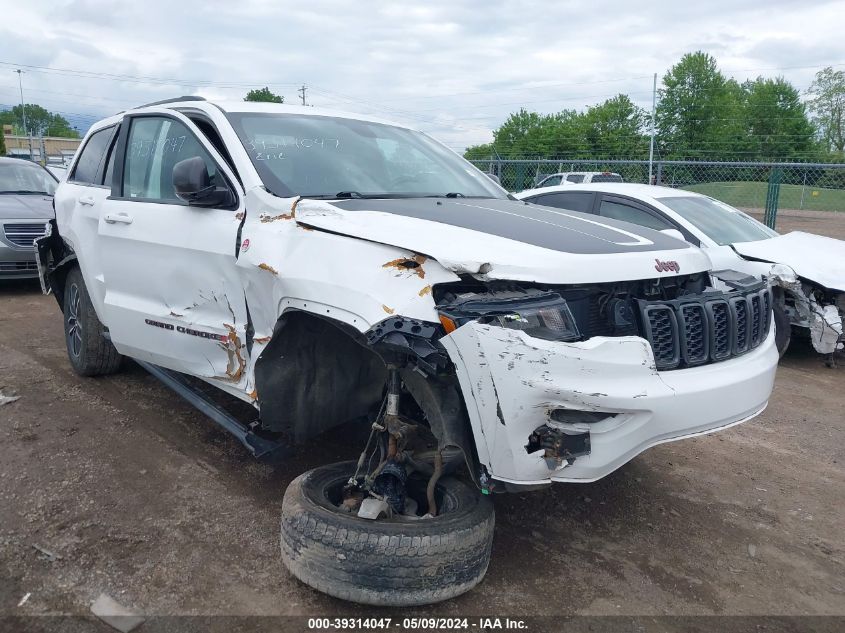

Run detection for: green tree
[[582, 94, 648, 159], [656, 51, 747, 159], [485, 108, 589, 158], [0, 130, 5, 155], [244, 87, 284, 103], [463, 143, 496, 161], [807, 67, 845, 155], [0, 105, 78, 138], [742, 77, 816, 160]]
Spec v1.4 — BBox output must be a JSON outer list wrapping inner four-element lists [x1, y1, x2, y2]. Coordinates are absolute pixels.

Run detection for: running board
[[136, 360, 288, 461]]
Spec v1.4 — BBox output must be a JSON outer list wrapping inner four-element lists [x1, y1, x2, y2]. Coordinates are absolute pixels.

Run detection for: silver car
[[0, 157, 57, 279]]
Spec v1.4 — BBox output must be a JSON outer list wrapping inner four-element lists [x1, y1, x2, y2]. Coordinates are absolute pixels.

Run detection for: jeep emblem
[[655, 259, 680, 273]]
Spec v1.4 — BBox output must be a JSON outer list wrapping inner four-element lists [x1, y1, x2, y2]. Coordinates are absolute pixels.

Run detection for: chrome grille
[[3, 223, 47, 248], [640, 287, 772, 370]]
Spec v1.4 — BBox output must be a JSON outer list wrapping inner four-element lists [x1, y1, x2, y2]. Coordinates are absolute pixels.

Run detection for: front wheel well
[[253, 310, 479, 477], [49, 254, 79, 307], [37, 220, 77, 307], [254, 311, 388, 443]]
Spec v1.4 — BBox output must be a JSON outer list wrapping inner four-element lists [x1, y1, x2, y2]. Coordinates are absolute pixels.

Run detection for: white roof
[[516, 182, 706, 201], [86, 99, 412, 135]]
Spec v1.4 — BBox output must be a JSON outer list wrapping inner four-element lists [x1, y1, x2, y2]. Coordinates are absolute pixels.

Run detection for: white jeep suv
[[37, 97, 778, 606]]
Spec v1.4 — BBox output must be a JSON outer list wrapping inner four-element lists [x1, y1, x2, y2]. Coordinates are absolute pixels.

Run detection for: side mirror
[[485, 172, 502, 186], [660, 228, 688, 243], [173, 157, 233, 207]]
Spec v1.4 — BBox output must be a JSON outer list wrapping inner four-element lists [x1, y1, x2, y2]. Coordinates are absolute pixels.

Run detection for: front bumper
[[0, 242, 39, 279], [441, 322, 778, 484]]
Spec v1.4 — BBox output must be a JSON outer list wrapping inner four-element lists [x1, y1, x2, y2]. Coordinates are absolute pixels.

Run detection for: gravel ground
[[1, 213, 843, 623]]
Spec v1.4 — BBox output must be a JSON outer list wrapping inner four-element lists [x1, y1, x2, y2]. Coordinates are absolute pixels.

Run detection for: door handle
[[104, 213, 133, 225], [78, 196, 96, 206]]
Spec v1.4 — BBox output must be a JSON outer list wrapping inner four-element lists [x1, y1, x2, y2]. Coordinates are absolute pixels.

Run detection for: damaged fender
[[768, 264, 844, 354]]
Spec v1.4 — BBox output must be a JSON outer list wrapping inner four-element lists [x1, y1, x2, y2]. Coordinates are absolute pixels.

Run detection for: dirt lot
[[1, 212, 844, 624], [748, 207, 845, 241]]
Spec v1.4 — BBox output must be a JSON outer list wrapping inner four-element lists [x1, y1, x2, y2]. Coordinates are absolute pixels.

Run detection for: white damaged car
[[37, 99, 778, 606], [516, 183, 845, 360]]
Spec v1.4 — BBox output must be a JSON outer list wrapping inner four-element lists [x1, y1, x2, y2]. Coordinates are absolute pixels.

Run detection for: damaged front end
[[433, 271, 778, 487], [768, 264, 844, 359], [34, 220, 75, 304]]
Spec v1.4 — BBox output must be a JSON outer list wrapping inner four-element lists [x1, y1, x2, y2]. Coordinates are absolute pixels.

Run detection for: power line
[[0, 60, 303, 89]]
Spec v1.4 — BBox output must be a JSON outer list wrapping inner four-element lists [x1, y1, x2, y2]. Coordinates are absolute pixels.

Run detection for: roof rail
[[136, 96, 207, 108]]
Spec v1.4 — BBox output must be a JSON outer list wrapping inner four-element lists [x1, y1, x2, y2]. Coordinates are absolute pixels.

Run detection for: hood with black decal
[[292, 196, 711, 285]]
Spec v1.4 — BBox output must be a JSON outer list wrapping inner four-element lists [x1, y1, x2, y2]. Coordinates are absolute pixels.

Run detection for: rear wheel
[[280, 460, 495, 606], [63, 267, 123, 376]]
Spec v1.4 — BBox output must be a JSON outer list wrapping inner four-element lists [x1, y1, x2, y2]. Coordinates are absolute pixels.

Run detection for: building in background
[[2, 124, 81, 166]]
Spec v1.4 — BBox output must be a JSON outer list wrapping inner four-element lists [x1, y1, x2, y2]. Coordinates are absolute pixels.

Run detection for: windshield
[[227, 113, 507, 199], [656, 195, 778, 245], [0, 161, 58, 195]]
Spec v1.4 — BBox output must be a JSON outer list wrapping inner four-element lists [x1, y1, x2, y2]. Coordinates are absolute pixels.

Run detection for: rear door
[[97, 110, 250, 390], [57, 124, 120, 312]]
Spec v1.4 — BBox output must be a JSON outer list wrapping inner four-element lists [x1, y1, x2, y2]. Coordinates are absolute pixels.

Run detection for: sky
[[1, 0, 844, 151]]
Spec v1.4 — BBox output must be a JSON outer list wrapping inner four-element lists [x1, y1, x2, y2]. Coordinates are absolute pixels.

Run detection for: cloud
[[1, 0, 843, 149]]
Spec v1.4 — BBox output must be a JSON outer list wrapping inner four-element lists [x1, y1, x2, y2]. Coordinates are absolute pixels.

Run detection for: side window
[[70, 127, 114, 184], [566, 174, 585, 183], [599, 198, 673, 231], [122, 117, 217, 202], [533, 192, 595, 213], [540, 175, 562, 187]]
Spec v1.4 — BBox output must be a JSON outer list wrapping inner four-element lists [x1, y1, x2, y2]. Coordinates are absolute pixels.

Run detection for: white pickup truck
[[37, 98, 778, 606]]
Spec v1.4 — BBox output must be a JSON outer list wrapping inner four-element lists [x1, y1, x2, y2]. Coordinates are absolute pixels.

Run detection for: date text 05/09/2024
[[307, 617, 529, 630]]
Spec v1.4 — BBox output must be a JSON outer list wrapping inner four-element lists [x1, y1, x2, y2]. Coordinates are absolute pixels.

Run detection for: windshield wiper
[[301, 192, 415, 200], [0, 190, 52, 195]]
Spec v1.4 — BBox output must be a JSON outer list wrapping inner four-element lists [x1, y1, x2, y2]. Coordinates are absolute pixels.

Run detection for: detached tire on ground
[[280, 461, 495, 606], [63, 266, 123, 376]]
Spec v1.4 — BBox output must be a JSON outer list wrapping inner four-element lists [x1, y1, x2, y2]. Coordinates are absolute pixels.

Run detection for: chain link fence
[[470, 159, 845, 227]]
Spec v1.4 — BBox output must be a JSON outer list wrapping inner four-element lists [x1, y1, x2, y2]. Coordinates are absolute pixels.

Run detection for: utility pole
[[648, 72, 657, 185], [298, 84, 307, 106], [15, 69, 33, 160], [648, 73, 657, 185]]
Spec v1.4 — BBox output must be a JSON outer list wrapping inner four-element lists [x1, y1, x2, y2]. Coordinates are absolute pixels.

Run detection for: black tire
[[773, 302, 792, 358], [280, 460, 495, 606], [63, 266, 123, 376]]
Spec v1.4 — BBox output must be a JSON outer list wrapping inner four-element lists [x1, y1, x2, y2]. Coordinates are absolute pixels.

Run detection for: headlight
[[438, 292, 581, 342]]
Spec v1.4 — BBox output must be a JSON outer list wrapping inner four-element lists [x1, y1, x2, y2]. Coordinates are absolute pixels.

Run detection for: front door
[[97, 111, 250, 392]]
